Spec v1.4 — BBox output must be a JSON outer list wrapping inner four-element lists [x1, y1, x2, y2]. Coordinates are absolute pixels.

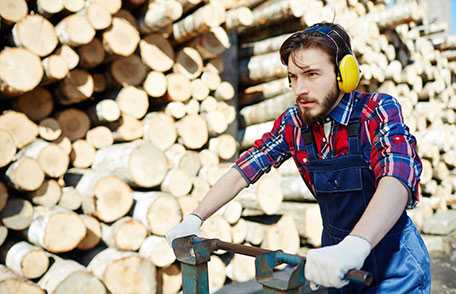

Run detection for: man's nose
[[294, 79, 310, 96]]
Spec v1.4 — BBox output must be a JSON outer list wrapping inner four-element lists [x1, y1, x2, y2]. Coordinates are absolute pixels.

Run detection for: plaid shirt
[[234, 90, 422, 208]]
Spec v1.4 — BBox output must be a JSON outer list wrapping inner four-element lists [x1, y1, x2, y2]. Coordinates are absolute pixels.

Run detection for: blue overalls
[[298, 97, 431, 293]]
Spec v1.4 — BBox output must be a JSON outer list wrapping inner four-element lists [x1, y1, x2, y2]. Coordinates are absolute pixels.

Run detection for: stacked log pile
[[0, 0, 455, 292]]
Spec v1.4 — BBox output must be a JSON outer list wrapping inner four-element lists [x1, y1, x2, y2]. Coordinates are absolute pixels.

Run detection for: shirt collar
[[328, 91, 356, 125]]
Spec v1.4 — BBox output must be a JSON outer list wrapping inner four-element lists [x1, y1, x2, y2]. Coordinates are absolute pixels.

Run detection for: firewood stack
[[0, 0, 455, 292]]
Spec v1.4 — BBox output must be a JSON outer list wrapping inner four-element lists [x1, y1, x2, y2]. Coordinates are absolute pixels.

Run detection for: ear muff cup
[[337, 54, 360, 93]]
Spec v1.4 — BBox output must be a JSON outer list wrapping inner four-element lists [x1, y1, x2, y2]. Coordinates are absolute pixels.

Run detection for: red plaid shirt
[[234, 91, 422, 208]]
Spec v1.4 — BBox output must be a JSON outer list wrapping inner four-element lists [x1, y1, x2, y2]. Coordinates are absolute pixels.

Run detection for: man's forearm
[[192, 167, 248, 221], [350, 176, 409, 247]]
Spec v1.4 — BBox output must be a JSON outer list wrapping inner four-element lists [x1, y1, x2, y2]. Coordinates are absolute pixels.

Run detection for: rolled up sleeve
[[234, 113, 292, 185], [368, 94, 422, 208]]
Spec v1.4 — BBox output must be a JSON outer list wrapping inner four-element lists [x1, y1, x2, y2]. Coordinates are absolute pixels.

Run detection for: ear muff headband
[[303, 24, 360, 93]]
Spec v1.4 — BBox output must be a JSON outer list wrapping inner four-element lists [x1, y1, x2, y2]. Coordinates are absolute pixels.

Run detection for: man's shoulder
[[357, 91, 401, 118], [276, 104, 303, 128]]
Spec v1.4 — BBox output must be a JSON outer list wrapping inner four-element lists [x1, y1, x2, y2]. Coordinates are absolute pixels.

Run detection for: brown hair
[[279, 22, 352, 72]]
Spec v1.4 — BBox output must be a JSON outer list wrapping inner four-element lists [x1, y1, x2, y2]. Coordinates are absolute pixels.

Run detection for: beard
[[298, 83, 340, 125]]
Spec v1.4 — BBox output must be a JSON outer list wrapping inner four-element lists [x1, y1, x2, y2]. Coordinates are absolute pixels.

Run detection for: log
[[111, 115, 144, 142], [176, 0, 203, 13], [222, 200, 242, 224], [83, 2, 112, 30], [38, 257, 106, 294], [178, 151, 201, 177], [55, 14, 95, 46], [225, 7, 254, 30], [110, 54, 147, 86], [140, 34, 174, 72], [281, 175, 316, 202], [139, 0, 182, 33], [226, 253, 255, 282], [0, 199, 33, 230], [201, 71, 221, 91], [240, 33, 291, 58], [198, 163, 231, 186], [0, 265, 43, 294], [240, 91, 295, 126], [56, 108, 91, 141], [244, 220, 265, 246], [59, 186, 82, 211], [133, 191, 181, 235], [240, 78, 289, 106], [55, 137, 72, 155], [239, 0, 305, 33], [239, 51, 287, 84], [14, 87, 54, 122], [0, 227, 7, 247], [214, 81, 235, 100], [160, 264, 182, 294], [0, 0, 27, 24], [190, 26, 230, 59], [77, 38, 106, 69], [16, 139, 69, 178], [88, 99, 121, 124], [70, 139, 95, 168], [364, 1, 424, 30], [1, 240, 49, 279], [0, 182, 8, 211], [28, 179, 62, 207], [261, 215, 300, 254], [215, 101, 235, 124], [0, 48, 43, 96], [92, 141, 169, 188], [200, 96, 218, 112], [172, 3, 226, 44], [63, 0, 85, 12], [191, 79, 210, 101], [231, 218, 247, 244], [101, 217, 147, 251], [236, 170, 283, 215], [190, 176, 211, 200], [87, 248, 156, 294], [86, 126, 114, 149], [139, 235, 175, 268], [176, 114, 209, 149], [37, 0, 63, 15], [208, 255, 226, 292], [201, 215, 232, 245], [203, 110, 228, 136], [165, 101, 186, 119], [165, 144, 186, 169], [116, 86, 149, 119], [27, 206, 86, 253], [12, 14, 58, 57], [77, 215, 102, 250], [143, 71, 167, 97], [0, 130, 16, 168], [143, 112, 177, 151], [57, 69, 94, 105], [92, 0, 122, 14], [5, 157, 44, 191], [240, 121, 273, 149], [185, 98, 200, 115], [81, 175, 133, 223], [55, 45, 79, 70], [93, 73, 107, 93], [177, 195, 199, 216], [166, 73, 192, 102], [103, 17, 140, 56], [161, 169, 192, 197], [42, 54, 69, 81], [173, 47, 204, 80], [209, 134, 237, 160]]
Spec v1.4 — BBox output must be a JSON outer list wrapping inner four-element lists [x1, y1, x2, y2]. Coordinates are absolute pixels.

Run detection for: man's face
[[287, 47, 342, 124]]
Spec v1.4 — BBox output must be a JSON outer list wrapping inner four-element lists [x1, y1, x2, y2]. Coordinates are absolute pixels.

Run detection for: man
[[166, 22, 431, 293]]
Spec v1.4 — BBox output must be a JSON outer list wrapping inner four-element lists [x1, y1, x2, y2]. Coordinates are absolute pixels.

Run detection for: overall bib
[[299, 97, 431, 293]]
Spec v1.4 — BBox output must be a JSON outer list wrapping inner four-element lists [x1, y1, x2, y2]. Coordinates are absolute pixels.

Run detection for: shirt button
[[322, 138, 327, 143]]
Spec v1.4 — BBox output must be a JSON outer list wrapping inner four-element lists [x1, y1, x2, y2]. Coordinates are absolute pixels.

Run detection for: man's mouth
[[297, 100, 316, 108]]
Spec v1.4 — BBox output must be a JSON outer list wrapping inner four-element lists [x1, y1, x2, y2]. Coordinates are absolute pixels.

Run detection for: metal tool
[[172, 235, 373, 293]]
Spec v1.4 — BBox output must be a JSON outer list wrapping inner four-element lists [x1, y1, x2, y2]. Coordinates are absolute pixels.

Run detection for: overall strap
[[347, 93, 366, 155], [302, 127, 318, 160]]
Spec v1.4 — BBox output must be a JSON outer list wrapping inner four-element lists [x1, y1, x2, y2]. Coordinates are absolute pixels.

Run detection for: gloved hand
[[165, 213, 203, 248], [305, 235, 372, 289]]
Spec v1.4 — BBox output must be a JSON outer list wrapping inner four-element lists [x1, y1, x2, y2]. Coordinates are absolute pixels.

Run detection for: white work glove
[[165, 213, 203, 248], [305, 235, 372, 289]]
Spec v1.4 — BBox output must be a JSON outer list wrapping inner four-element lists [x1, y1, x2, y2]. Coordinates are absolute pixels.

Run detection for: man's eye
[[308, 72, 318, 77]]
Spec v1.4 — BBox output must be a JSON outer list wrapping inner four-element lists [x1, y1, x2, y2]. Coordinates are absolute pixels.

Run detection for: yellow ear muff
[[337, 54, 360, 93]]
